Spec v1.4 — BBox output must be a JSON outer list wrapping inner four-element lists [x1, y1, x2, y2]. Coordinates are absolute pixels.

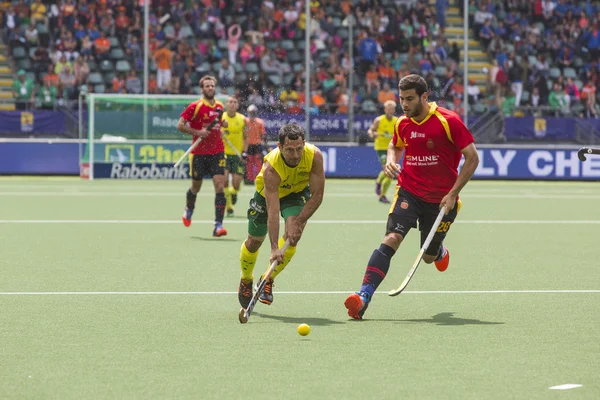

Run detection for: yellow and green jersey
[[256, 143, 317, 198], [221, 112, 246, 156], [374, 114, 398, 151]]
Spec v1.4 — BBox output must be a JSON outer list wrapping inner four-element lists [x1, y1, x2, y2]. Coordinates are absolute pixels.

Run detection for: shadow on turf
[[190, 236, 239, 242], [253, 312, 346, 326], [398, 312, 504, 326]]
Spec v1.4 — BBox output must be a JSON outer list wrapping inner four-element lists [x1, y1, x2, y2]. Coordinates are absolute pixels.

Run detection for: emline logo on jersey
[[405, 154, 439, 166]]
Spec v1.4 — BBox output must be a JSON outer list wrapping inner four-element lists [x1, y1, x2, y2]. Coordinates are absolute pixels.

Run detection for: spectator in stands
[[227, 23, 241, 64], [218, 58, 235, 87], [32, 46, 50, 74], [73, 56, 90, 87], [59, 65, 76, 99], [38, 80, 57, 110], [549, 83, 568, 115], [581, 80, 597, 118], [12, 69, 34, 110], [24, 24, 38, 47], [466, 78, 481, 105], [94, 31, 111, 61], [508, 59, 524, 107], [502, 89, 516, 116], [377, 83, 395, 108], [358, 33, 379, 74], [154, 44, 173, 90], [125, 70, 142, 94], [365, 64, 380, 97], [54, 54, 72, 75]]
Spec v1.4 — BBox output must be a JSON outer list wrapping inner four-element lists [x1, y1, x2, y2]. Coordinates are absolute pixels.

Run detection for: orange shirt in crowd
[[154, 48, 172, 70], [246, 117, 266, 145]]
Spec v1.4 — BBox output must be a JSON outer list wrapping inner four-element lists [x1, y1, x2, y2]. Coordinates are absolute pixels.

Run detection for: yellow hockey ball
[[297, 323, 311, 336]]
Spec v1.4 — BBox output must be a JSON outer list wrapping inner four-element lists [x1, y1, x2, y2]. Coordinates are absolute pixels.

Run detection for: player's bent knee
[[245, 236, 265, 252], [383, 232, 403, 251]]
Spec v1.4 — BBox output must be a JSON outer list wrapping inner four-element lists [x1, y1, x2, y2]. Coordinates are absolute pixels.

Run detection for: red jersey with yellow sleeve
[[180, 98, 225, 155], [391, 102, 474, 203]]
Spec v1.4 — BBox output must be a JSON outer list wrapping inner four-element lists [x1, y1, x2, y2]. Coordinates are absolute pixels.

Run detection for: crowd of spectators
[[3, 0, 472, 114], [467, 0, 600, 118]]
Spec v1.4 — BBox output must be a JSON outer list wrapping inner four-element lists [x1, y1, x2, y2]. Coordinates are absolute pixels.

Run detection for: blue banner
[[0, 111, 66, 136], [90, 143, 600, 180], [0, 142, 79, 174]]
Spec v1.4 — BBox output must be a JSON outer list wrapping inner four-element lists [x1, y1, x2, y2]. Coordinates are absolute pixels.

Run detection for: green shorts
[[225, 154, 245, 175], [247, 187, 310, 237], [376, 150, 387, 167]]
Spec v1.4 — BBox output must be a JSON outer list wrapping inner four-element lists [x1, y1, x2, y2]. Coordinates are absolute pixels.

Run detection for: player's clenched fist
[[384, 162, 401, 179]]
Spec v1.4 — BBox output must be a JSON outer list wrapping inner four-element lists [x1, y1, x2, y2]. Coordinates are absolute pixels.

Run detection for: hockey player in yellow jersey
[[367, 100, 398, 203], [238, 123, 325, 308], [221, 96, 248, 217]]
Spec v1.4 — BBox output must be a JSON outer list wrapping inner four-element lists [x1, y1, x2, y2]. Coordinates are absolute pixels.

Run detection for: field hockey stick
[[388, 206, 447, 297], [239, 239, 290, 324], [221, 133, 247, 164], [577, 147, 600, 161], [174, 109, 224, 168]]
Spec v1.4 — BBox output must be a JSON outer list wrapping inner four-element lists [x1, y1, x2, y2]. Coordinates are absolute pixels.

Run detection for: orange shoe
[[434, 248, 450, 272], [344, 292, 370, 320], [182, 207, 193, 227], [212, 224, 227, 237]]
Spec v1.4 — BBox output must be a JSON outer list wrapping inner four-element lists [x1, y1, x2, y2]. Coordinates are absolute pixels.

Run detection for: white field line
[[0, 290, 598, 295], [0, 219, 600, 225], [549, 384, 582, 390], [1, 191, 600, 199]]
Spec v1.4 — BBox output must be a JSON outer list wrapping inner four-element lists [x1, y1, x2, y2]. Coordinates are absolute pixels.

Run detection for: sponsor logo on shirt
[[405, 154, 440, 167], [410, 131, 426, 139]]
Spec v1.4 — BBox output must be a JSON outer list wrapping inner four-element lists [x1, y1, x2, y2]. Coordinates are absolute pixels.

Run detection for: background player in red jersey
[[176, 75, 228, 237], [345, 74, 480, 320]]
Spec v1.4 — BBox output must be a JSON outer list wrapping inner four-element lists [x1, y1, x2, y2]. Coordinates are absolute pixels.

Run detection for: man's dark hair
[[398, 74, 428, 96], [279, 123, 305, 145]]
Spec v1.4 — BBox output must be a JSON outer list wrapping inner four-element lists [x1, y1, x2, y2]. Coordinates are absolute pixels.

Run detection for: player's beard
[[203, 90, 215, 100], [405, 102, 423, 118]]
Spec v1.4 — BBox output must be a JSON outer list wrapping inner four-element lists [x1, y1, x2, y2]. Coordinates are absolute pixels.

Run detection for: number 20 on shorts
[[436, 221, 452, 233]]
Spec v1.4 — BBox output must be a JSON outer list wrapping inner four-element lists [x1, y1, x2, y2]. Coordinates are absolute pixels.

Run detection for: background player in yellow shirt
[[367, 100, 398, 203], [221, 96, 248, 217], [237, 123, 325, 308]]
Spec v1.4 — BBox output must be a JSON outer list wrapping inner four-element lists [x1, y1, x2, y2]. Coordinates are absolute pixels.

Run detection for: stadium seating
[[2, 0, 597, 117]]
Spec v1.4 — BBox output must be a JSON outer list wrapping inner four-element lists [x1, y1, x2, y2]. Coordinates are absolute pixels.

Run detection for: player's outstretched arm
[[295, 149, 325, 226], [367, 117, 380, 139], [263, 163, 283, 261], [440, 143, 479, 213]]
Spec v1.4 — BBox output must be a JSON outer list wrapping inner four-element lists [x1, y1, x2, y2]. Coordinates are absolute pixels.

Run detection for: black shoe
[[258, 278, 274, 305], [238, 279, 253, 308], [232, 193, 238, 205]]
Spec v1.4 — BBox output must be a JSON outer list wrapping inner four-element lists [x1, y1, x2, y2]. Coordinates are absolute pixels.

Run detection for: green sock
[[377, 171, 385, 184], [382, 176, 392, 196]]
